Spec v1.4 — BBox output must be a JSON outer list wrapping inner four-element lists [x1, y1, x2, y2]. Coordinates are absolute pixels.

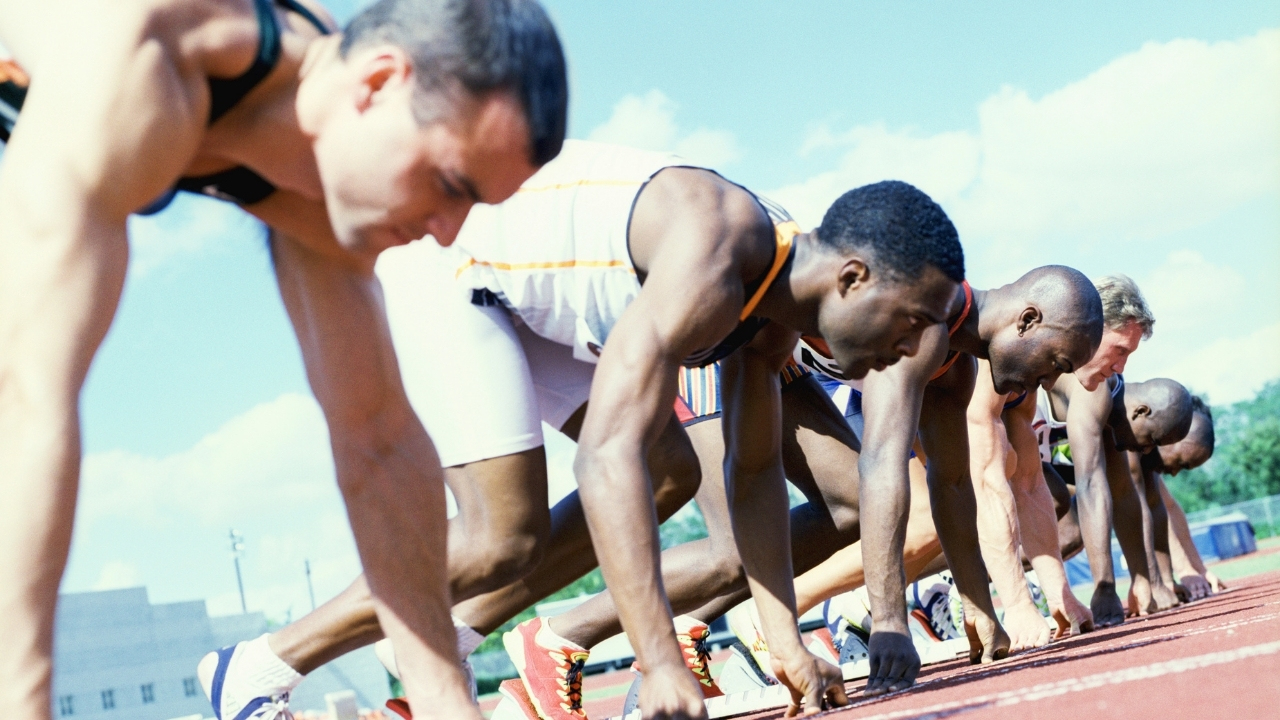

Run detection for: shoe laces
[[678, 627, 715, 685], [247, 693, 294, 720], [552, 650, 588, 714]]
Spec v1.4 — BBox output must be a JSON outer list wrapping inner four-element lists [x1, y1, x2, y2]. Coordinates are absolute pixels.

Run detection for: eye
[[438, 173, 465, 199]]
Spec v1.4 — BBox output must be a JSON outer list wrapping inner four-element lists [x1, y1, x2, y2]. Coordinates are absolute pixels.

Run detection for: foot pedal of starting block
[[490, 679, 542, 720]]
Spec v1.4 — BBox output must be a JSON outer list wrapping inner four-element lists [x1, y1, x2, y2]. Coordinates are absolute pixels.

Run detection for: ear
[[1016, 306, 1043, 336], [352, 46, 414, 112], [838, 256, 871, 295], [1131, 403, 1152, 421]]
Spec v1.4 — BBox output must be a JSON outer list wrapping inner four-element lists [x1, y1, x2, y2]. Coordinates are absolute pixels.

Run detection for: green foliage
[[1167, 380, 1280, 510]]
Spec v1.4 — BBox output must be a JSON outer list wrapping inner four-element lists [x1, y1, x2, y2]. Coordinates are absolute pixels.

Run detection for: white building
[[52, 587, 391, 719]]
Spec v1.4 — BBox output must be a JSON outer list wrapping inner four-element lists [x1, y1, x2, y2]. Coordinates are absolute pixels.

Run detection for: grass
[[1070, 535, 1280, 603]]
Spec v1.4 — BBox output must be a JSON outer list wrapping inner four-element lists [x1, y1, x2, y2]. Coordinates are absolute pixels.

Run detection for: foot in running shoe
[[375, 638, 479, 705], [197, 634, 303, 720], [1001, 599, 1051, 653], [673, 615, 724, 698], [907, 579, 964, 643], [725, 601, 774, 679], [503, 618, 589, 720]]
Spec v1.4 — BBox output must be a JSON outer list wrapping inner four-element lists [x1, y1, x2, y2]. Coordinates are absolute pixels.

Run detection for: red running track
[[727, 570, 1280, 720]]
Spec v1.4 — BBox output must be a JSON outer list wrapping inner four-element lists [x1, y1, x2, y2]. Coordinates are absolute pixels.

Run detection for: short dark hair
[[1190, 394, 1215, 449], [815, 180, 965, 283], [341, 0, 568, 166]]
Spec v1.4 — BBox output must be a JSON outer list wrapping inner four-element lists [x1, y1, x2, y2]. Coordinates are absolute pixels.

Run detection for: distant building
[[52, 588, 391, 719]]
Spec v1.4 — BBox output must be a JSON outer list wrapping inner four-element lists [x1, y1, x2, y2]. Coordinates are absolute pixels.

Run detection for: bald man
[[1037, 374, 1194, 626]]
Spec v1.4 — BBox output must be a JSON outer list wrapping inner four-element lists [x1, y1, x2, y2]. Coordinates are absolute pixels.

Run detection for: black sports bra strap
[[207, 0, 281, 125], [277, 0, 330, 35]]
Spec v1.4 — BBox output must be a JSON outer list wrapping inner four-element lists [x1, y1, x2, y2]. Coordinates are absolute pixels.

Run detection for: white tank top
[[1034, 374, 1125, 463]]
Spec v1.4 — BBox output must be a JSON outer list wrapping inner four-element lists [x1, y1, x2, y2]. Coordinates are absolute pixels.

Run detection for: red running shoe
[[674, 616, 724, 698], [503, 618, 590, 720]]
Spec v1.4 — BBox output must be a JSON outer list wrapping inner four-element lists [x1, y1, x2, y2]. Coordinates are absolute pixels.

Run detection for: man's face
[[819, 264, 957, 380], [987, 317, 1096, 396], [1155, 437, 1212, 476], [1075, 322, 1144, 391], [313, 52, 537, 256]]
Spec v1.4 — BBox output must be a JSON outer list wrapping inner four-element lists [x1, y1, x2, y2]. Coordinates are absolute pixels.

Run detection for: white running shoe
[[197, 642, 294, 720], [907, 576, 964, 642], [716, 641, 777, 694]]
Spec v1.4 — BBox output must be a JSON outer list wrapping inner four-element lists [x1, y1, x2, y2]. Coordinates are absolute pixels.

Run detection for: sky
[[40, 1, 1280, 620]]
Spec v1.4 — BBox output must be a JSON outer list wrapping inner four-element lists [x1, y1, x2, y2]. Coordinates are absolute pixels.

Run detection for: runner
[[784, 272, 1156, 649], [1130, 396, 1218, 602], [205, 140, 966, 719], [1036, 372, 1195, 626], [0, 2, 567, 718]]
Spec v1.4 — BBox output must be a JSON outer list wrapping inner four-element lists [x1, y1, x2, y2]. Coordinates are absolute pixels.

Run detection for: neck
[[948, 284, 989, 359], [753, 231, 824, 336]]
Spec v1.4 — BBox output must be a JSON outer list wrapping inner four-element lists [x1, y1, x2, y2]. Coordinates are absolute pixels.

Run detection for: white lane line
[[848, 640, 1280, 720]]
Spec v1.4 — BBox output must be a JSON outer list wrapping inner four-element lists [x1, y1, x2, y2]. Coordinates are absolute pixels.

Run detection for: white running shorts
[[376, 240, 595, 468]]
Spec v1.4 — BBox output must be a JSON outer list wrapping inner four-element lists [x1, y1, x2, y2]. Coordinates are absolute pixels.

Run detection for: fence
[[1186, 493, 1280, 539]]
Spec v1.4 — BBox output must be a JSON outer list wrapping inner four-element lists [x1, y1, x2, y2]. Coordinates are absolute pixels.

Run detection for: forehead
[[437, 91, 537, 203], [1107, 321, 1145, 347], [882, 267, 957, 322]]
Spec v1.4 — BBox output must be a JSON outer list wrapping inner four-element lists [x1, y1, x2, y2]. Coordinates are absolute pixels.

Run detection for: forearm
[[331, 421, 466, 707], [1161, 482, 1208, 576], [1074, 464, 1116, 584], [728, 464, 806, 660], [1145, 476, 1174, 589], [1013, 475, 1073, 606], [858, 452, 912, 634], [576, 449, 683, 671]]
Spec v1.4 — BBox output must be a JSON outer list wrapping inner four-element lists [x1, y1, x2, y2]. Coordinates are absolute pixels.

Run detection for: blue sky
[[48, 1, 1280, 619]]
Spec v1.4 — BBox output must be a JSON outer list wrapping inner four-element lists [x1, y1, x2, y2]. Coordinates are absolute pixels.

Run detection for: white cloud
[[766, 28, 1280, 401], [588, 89, 741, 169], [67, 393, 362, 619], [91, 561, 142, 591]]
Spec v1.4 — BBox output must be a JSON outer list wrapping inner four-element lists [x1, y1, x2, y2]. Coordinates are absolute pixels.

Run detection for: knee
[[652, 442, 702, 514], [470, 514, 551, 586], [702, 543, 747, 596], [827, 501, 861, 538]]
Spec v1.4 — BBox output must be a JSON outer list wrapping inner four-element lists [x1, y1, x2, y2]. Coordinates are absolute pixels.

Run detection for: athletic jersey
[[1033, 374, 1125, 464], [0, 0, 329, 212], [789, 281, 974, 385], [452, 140, 799, 367]]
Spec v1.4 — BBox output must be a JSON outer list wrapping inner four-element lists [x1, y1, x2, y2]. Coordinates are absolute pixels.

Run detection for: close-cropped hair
[[341, 0, 568, 166], [1190, 394, 1216, 449], [1095, 274, 1155, 340], [815, 180, 965, 283]]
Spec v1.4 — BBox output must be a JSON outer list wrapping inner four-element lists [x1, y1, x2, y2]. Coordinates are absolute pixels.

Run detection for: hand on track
[[862, 632, 919, 698], [1090, 582, 1126, 627], [965, 611, 1011, 664], [1050, 592, 1095, 638], [638, 663, 708, 720], [773, 648, 849, 714], [1001, 601, 1051, 652]]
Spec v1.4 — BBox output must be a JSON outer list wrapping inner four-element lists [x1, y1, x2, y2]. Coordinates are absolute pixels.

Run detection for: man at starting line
[[0, 1, 567, 718]]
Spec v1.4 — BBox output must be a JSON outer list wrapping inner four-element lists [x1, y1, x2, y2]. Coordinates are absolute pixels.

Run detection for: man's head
[[1154, 395, 1215, 475], [1075, 274, 1155, 391], [985, 266, 1103, 395], [303, 0, 568, 253], [1111, 378, 1194, 453], [813, 180, 965, 379]]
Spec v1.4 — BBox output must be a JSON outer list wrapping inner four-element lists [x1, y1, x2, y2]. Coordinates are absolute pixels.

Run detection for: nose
[[897, 332, 922, 358], [1112, 356, 1129, 374], [425, 201, 475, 246]]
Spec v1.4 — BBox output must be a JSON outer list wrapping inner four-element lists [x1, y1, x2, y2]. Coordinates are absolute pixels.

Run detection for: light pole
[[305, 559, 316, 612], [229, 529, 247, 614]]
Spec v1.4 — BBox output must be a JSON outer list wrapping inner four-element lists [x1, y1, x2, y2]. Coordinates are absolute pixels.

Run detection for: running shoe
[[715, 640, 778, 694], [197, 644, 293, 720], [725, 601, 774, 680], [907, 577, 964, 642], [502, 617, 590, 720], [806, 626, 840, 665], [1025, 570, 1051, 617], [674, 615, 724, 698]]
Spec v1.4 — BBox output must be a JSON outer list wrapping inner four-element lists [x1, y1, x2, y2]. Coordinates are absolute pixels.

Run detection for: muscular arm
[[858, 323, 949, 689], [1063, 381, 1127, 624], [0, 22, 204, 717], [1004, 396, 1091, 635], [966, 360, 1043, 648], [1159, 477, 1225, 594], [260, 197, 477, 719], [721, 326, 846, 711]]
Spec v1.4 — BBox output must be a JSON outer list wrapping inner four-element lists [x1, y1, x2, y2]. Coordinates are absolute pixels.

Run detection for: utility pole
[[229, 529, 247, 614], [305, 559, 316, 612]]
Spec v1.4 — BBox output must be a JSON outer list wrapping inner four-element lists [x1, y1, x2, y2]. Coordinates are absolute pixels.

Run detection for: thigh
[[517, 323, 597, 432], [781, 375, 861, 509], [376, 241, 542, 468]]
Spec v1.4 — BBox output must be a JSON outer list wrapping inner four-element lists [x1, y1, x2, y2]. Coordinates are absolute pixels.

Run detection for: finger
[[893, 654, 921, 691], [827, 681, 850, 707]]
